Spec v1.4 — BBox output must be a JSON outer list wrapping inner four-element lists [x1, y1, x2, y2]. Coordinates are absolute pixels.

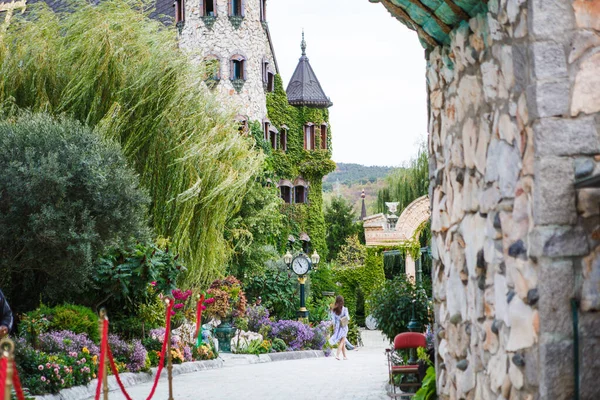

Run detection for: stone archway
[[363, 195, 430, 279], [396, 195, 430, 278]]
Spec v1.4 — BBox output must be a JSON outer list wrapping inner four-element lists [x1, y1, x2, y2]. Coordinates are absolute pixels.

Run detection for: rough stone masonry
[[418, 0, 600, 399]]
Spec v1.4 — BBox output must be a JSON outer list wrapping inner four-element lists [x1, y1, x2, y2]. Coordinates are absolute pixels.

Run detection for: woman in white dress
[[329, 295, 349, 360]]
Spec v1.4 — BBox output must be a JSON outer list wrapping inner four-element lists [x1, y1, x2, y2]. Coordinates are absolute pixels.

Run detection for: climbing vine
[[246, 74, 336, 257]]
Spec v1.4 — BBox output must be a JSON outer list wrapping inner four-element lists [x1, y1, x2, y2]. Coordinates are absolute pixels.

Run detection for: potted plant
[[205, 276, 247, 352]]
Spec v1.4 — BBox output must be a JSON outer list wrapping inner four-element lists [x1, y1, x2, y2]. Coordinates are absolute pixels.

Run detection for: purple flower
[[269, 320, 315, 351], [183, 346, 192, 362], [246, 305, 270, 332], [38, 331, 99, 356]]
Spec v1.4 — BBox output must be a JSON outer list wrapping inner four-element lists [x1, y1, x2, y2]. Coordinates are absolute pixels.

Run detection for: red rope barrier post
[[166, 299, 174, 400], [98, 309, 109, 400], [0, 338, 14, 400]]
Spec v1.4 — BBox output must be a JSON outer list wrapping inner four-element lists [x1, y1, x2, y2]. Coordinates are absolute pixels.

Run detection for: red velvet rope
[[95, 318, 109, 400], [106, 345, 133, 400], [0, 357, 7, 400], [195, 294, 205, 339], [12, 360, 25, 400], [145, 300, 173, 400]]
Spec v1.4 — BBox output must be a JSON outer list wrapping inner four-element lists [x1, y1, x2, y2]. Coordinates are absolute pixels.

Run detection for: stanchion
[[98, 309, 109, 400], [166, 299, 174, 400], [0, 338, 14, 400]]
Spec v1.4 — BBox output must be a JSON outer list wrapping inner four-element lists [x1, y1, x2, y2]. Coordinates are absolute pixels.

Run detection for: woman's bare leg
[[341, 337, 348, 359], [336, 340, 342, 359]]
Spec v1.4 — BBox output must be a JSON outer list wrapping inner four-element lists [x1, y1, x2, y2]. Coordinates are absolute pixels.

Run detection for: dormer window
[[230, 55, 246, 81], [304, 123, 315, 150], [320, 124, 328, 150], [260, 0, 266, 22], [280, 125, 288, 151], [174, 0, 185, 24]]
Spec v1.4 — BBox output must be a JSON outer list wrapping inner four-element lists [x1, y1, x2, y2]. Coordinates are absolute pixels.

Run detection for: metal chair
[[386, 332, 427, 398]]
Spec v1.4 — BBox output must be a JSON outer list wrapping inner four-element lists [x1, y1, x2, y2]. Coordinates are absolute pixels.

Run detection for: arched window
[[203, 55, 220, 88], [320, 123, 328, 150], [294, 178, 309, 204], [269, 126, 278, 150], [263, 118, 270, 141], [229, 0, 244, 17], [230, 55, 246, 81], [200, 0, 216, 16], [304, 123, 315, 150], [280, 125, 288, 152], [278, 180, 293, 204]]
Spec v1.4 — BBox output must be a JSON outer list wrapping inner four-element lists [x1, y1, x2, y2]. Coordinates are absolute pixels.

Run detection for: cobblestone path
[[99, 330, 390, 400]]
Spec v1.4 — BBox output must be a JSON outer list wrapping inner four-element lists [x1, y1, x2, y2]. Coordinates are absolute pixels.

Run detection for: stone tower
[[177, 0, 278, 121]]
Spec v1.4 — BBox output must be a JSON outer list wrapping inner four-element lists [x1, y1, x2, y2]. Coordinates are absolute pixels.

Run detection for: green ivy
[[246, 74, 336, 256], [331, 248, 385, 318]]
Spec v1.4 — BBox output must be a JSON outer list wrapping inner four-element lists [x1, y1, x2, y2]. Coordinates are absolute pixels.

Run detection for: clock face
[[291, 256, 310, 275]]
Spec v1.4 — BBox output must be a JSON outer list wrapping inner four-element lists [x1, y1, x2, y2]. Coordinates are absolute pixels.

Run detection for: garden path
[[92, 330, 390, 400]]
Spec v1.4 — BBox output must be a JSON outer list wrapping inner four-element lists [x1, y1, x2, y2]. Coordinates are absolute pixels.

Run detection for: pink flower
[[46, 363, 51, 368], [204, 298, 215, 305], [201, 305, 206, 311], [54, 368, 59, 375], [150, 281, 157, 287], [81, 358, 87, 363], [61, 379, 64, 385], [41, 377, 46, 382], [174, 303, 184, 310], [38, 365, 44, 371]]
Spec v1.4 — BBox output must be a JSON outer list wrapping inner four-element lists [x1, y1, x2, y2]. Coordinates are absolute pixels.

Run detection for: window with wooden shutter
[[175, 0, 185, 23], [230, 0, 243, 16], [270, 130, 277, 150], [260, 0, 266, 21], [280, 126, 288, 151], [230, 55, 246, 81], [320, 124, 327, 149], [203, 0, 215, 16], [267, 72, 275, 92], [281, 186, 291, 204], [263, 121, 270, 141], [294, 186, 306, 204]]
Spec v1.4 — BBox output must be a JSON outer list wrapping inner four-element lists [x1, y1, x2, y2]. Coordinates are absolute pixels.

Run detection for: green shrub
[[367, 275, 432, 342], [244, 267, 298, 320], [42, 304, 100, 343], [414, 366, 437, 400], [0, 114, 149, 311], [306, 296, 334, 325], [271, 338, 287, 352]]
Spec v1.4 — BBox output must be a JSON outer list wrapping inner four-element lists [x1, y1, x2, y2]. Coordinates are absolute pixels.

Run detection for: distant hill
[[323, 163, 393, 191], [323, 163, 394, 216]]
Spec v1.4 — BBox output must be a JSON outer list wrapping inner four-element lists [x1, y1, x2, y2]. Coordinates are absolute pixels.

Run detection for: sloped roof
[[369, 0, 488, 49], [286, 33, 332, 108]]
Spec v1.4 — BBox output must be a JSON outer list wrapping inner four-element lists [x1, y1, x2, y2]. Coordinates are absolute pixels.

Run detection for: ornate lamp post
[[284, 238, 320, 320]]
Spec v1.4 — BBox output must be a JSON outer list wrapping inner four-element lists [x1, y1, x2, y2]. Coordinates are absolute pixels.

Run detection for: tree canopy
[[0, 0, 262, 287], [324, 196, 360, 262]]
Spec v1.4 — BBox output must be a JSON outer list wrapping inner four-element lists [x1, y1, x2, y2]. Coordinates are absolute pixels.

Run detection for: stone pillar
[[405, 254, 416, 280]]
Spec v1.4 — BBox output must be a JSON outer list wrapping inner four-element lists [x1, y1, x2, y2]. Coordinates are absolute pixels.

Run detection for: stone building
[[176, 0, 278, 122], [370, 1, 600, 399]]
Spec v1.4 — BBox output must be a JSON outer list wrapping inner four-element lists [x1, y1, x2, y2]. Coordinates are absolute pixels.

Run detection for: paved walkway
[[95, 330, 391, 400]]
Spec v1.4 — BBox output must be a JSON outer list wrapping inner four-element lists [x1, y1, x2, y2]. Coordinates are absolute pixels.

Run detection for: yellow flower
[[82, 347, 90, 354], [92, 355, 98, 365]]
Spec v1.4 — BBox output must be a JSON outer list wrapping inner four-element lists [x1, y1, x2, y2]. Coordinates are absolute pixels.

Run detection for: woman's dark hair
[[332, 295, 344, 315]]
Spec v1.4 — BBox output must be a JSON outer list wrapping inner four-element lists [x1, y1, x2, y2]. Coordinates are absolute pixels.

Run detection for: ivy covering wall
[[331, 248, 385, 318], [248, 74, 336, 257]]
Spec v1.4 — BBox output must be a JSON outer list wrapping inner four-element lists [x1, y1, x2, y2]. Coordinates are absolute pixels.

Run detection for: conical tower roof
[[286, 32, 333, 108]]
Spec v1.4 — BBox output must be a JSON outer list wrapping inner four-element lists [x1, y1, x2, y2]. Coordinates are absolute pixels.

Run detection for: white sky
[[268, 0, 428, 167]]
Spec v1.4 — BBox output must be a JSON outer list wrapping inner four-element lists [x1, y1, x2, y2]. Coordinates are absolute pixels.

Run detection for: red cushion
[[391, 365, 419, 370], [393, 332, 426, 350]]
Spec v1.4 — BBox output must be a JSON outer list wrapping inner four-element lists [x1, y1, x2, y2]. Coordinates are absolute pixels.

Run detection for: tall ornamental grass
[[0, 0, 263, 286]]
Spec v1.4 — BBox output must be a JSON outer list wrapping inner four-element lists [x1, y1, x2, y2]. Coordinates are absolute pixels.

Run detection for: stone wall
[[428, 1, 600, 399], [179, 0, 276, 121]]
